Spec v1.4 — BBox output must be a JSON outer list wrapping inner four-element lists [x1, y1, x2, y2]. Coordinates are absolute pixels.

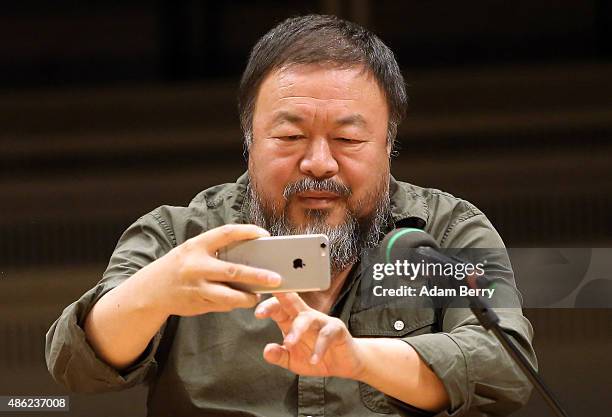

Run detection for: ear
[[243, 142, 250, 162], [244, 130, 257, 162], [247, 152, 254, 171], [386, 138, 394, 158]]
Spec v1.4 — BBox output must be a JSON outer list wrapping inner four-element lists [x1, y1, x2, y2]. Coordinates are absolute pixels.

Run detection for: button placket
[[297, 375, 325, 417]]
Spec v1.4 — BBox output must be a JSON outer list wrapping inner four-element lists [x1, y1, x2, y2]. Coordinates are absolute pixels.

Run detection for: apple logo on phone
[[293, 258, 305, 269]]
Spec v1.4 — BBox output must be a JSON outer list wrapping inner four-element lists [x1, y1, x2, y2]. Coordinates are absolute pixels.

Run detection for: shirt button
[[393, 320, 405, 331]]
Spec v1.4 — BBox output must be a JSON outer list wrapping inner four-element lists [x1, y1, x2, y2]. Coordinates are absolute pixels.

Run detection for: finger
[[263, 343, 290, 369], [311, 320, 344, 365], [204, 258, 282, 288], [255, 298, 293, 336], [200, 282, 260, 310], [198, 223, 270, 253], [254, 297, 287, 319], [254, 296, 280, 318], [284, 312, 320, 347], [274, 292, 310, 317]]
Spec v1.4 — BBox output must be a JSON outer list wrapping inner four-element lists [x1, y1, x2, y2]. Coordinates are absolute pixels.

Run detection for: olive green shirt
[[46, 172, 537, 417]]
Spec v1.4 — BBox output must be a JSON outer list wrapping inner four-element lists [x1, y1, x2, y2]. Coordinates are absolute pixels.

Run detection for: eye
[[278, 135, 305, 141], [336, 137, 361, 144]]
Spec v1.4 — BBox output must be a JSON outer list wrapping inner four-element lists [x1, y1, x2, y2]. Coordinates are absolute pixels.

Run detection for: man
[[46, 15, 536, 416]]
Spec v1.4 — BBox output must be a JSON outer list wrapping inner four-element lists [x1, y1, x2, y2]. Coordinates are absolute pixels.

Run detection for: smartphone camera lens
[[320, 243, 327, 248]]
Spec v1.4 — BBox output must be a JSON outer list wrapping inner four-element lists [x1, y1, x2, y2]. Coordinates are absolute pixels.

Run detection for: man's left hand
[[254, 292, 365, 379]]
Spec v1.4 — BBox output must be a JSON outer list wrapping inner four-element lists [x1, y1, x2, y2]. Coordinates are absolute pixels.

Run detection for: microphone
[[379, 228, 491, 307]]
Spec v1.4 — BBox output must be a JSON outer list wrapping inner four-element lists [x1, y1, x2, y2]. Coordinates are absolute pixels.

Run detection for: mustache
[[282, 177, 351, 200]]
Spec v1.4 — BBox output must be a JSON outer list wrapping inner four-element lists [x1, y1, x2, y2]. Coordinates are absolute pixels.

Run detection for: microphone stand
[[463, 283, 570, 417], [382, 231, 571, 417]]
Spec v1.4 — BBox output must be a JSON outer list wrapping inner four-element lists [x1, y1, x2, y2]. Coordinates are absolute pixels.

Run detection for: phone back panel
[[217, 234, 330, 293]]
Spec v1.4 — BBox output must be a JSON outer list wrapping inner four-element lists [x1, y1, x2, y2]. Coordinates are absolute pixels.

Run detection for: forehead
[[254, 64, 387, 115]]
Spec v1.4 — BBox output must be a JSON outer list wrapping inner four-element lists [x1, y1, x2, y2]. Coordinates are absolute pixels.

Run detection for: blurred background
[[1, 1, 611, 416]]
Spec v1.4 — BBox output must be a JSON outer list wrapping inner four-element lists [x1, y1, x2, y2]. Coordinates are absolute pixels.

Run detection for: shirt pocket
[[349, 303, 438, 414]]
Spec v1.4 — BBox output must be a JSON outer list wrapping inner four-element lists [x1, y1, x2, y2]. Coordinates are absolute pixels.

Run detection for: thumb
[[263, 343, 290, 369]]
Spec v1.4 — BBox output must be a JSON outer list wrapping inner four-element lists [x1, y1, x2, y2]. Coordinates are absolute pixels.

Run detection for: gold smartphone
[[217, 234, 331, 293]]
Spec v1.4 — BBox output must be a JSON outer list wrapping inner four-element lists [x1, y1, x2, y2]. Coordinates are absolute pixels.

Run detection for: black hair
[[238, 14, 407, 156]]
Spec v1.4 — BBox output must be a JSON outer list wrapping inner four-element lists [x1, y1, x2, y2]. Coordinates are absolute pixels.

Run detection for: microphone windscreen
[[380, 228, 438, 263]]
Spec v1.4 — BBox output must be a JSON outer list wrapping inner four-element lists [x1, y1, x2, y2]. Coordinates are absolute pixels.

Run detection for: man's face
[[246, 64, 392, 274]]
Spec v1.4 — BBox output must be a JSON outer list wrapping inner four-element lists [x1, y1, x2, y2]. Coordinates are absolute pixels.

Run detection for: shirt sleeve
[[392, 212, 538, 416], [45, 210, 175, 393]]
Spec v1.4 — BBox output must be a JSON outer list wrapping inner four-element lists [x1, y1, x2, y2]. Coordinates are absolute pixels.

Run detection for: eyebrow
[[270, 111, 367, 128], [335, 114, 367, 128], [271, 111, 304, 127]]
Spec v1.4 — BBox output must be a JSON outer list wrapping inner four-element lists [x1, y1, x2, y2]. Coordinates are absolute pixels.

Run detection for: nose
[[299, 137, 339, 179]]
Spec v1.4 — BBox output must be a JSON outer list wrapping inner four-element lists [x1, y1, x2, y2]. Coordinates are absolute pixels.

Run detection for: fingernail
[[267, 273, 282, 286], [310, 354, 319, 365], [285, 334, 294, 344], [255, 306, 265, 316]]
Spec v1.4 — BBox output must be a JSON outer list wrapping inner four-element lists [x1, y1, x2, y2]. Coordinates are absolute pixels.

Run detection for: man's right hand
[[83, 224, 281, 370], [147, 224, 282, 317]]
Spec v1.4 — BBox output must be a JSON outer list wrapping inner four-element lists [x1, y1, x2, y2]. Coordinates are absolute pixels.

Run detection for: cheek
[[250, 142, 300, 195], [338, 153, 389, 209], [337, 149, 389, 180]]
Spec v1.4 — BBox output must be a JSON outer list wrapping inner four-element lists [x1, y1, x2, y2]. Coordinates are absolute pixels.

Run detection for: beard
[[245, 173, 392, 277]]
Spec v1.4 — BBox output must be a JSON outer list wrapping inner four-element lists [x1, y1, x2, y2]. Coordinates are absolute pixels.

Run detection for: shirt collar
[[388, 174, 429, 230]]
